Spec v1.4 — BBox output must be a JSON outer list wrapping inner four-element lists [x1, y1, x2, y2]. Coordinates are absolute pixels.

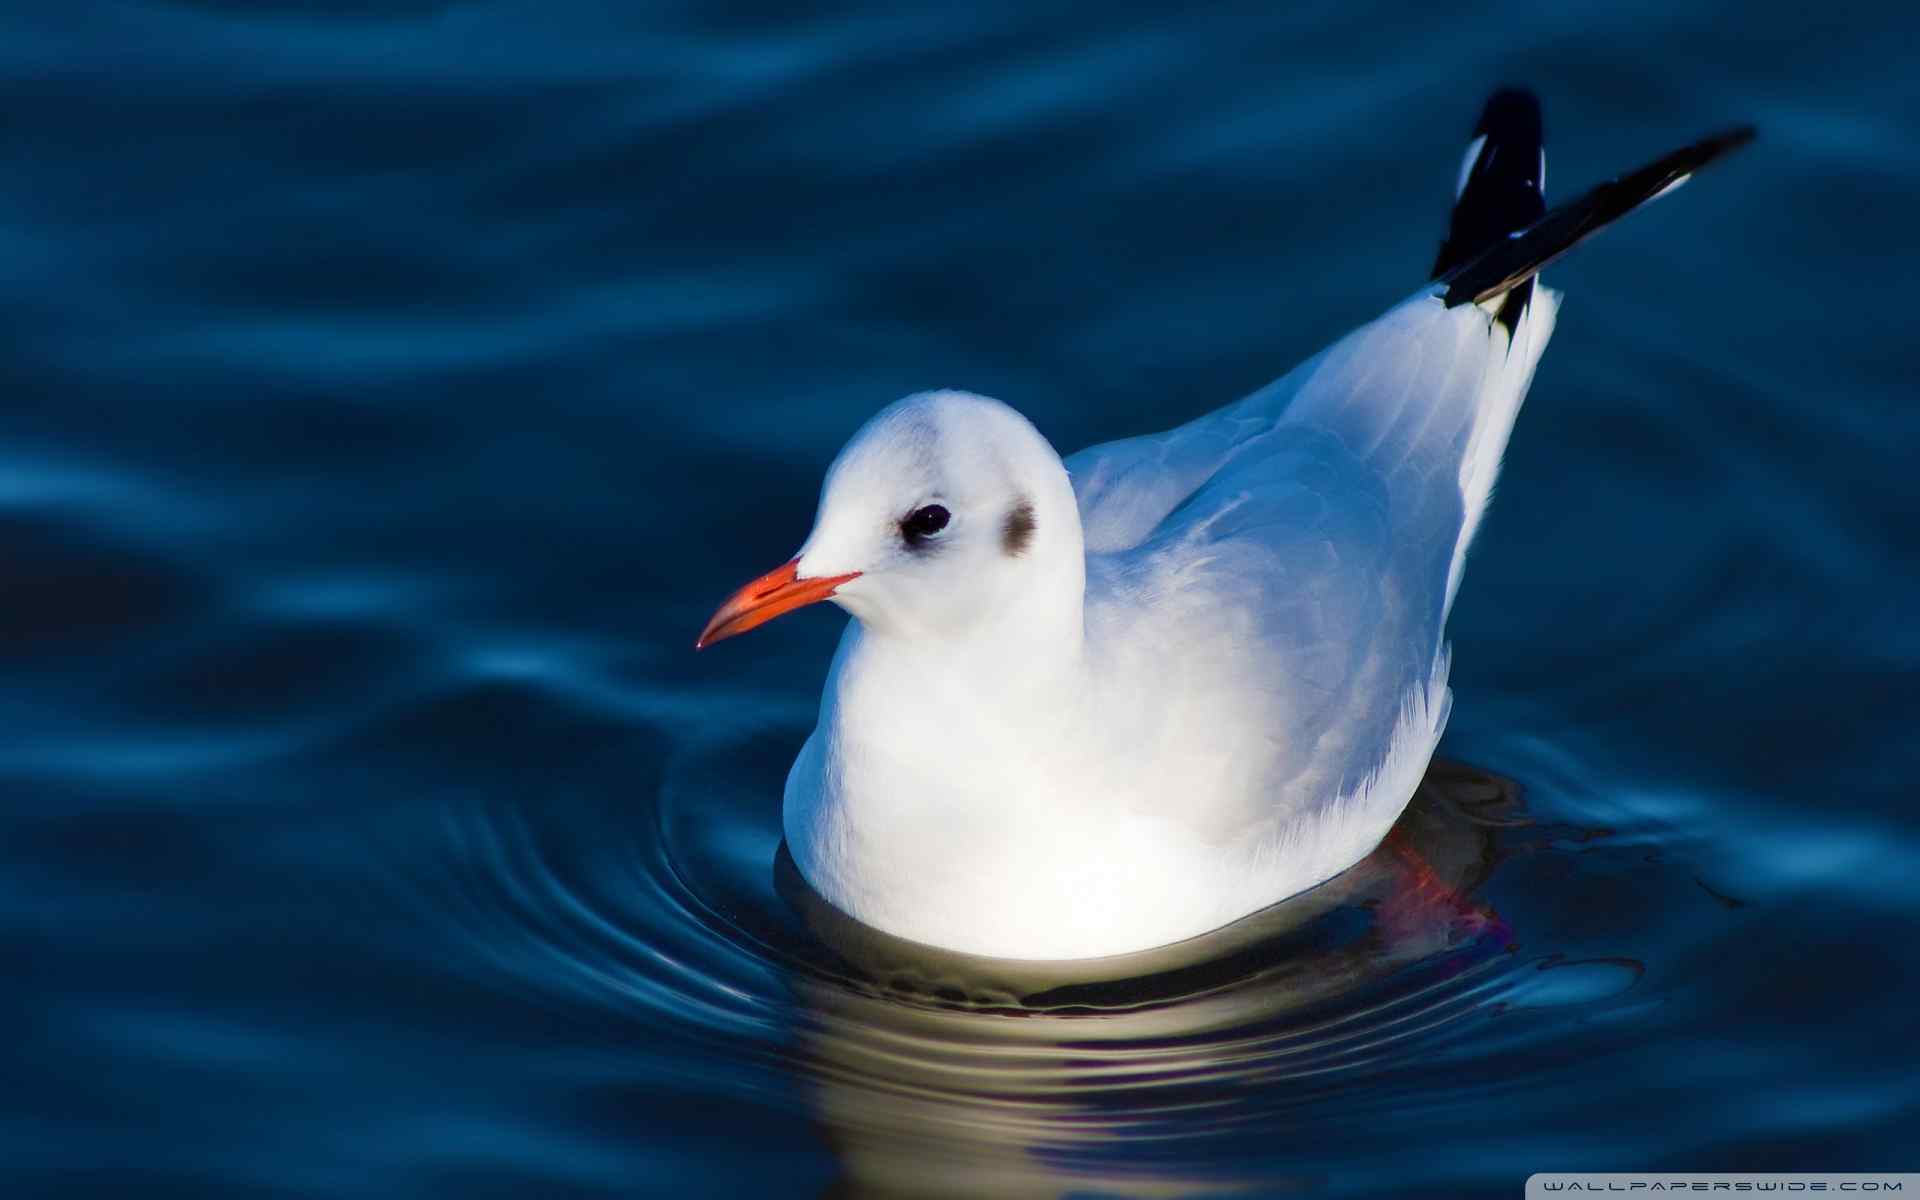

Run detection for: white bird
[[700, 91, 1752, 960]]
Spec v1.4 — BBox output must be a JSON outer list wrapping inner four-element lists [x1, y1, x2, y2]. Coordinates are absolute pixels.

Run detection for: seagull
[[699, 90, 1753, 960]]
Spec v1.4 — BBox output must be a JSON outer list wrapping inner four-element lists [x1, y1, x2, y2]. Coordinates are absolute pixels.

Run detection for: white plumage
[[698, 92, 1751, 959], [782, 289, 1553, 959]]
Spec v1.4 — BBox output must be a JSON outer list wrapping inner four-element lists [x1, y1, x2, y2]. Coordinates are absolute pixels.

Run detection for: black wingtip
[[1440, 122, 1758, 309], [1434, 88, 1548, 336], [1479, 87, 1543, 134], [1433, 88, 1546, 281]]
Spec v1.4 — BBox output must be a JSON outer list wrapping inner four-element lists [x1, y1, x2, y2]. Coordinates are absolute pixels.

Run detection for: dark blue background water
[[4, 2, 1917, 1196]]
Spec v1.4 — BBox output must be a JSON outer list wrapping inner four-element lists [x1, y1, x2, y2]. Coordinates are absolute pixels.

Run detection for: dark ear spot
[[1001, 498, 1036, 557]]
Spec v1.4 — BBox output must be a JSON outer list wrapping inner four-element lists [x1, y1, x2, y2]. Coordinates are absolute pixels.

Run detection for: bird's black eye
[[901, 504, 950, 545]]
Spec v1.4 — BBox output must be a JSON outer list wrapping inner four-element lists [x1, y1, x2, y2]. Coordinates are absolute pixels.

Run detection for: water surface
[[3, 2, 1917, 1196]]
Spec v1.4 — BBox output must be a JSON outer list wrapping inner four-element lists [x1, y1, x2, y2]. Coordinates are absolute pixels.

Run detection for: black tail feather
[[1440, 123, 1757, 310], [1433, 88, 1547, 335], [1433, 88, 1546, 279]]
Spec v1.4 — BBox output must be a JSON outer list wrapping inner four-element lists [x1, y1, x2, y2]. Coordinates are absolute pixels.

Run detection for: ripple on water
[[395, 710, 1655, 1196]]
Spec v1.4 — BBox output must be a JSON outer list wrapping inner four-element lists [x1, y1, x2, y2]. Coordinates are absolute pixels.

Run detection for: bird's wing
[[1065, 92, 1748, 893], [1074, 290, 1556, 846], [1081, 421, 1398, 822], [1071, 287, 1555, 618], [1066, 84, 1558, 842]]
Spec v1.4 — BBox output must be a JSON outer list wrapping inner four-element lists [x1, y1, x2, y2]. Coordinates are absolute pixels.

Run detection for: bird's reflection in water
[[776, 762, 1524, 1198]]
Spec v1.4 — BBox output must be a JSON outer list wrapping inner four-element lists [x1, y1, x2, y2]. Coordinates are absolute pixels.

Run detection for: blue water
[[5, 2, 1917, 1196]]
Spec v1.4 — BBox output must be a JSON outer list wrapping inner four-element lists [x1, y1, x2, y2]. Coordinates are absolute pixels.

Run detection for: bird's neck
[[824, 563, 1089, 797], [838, 477, 1090, 726], [871, 528, 1088, 682]]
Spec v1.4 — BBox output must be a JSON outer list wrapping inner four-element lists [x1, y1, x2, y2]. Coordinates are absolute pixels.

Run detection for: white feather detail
[[1455, 133, 1489, 198]]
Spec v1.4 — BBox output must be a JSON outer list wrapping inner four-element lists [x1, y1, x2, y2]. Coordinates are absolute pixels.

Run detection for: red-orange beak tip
[[696, 560, 859, 650]]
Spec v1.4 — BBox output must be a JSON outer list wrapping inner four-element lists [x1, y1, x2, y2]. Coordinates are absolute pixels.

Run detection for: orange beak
[[696, 560, 860, 649]]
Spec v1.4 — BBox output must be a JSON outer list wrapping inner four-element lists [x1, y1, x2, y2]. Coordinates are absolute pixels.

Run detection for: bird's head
[[698, 390, 1082, 649]]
